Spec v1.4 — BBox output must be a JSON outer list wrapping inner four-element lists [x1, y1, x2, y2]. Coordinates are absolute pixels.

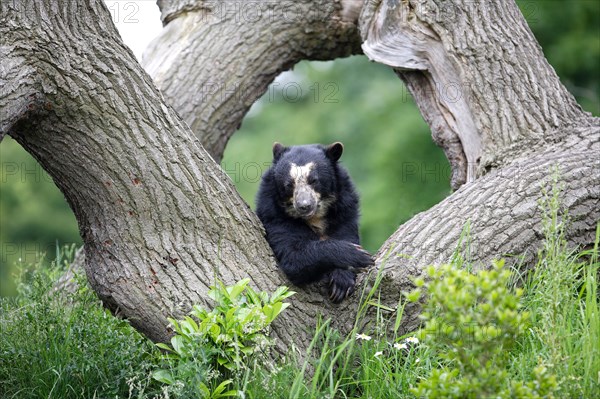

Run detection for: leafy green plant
[[408, 261, 558, 399], [153, 278, 294, 398]]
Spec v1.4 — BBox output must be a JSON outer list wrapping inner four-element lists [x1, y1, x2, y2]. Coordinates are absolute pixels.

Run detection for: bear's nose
[[294, 195, 316, 217], [294, 188, 316, 217], [297, 201, 312, 212]]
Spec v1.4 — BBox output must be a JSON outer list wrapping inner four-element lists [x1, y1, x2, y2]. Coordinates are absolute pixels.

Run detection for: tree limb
[[143, 0, 364, 162]]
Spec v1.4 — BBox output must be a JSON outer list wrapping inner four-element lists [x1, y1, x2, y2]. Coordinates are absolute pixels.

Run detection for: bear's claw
[[327, 268, 356, 303]]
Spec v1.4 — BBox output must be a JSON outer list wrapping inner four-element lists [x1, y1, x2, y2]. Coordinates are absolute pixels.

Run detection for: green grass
[[516, 178, 600, 398], [1, 183, 598, 398], [0, 246, 161, 399]]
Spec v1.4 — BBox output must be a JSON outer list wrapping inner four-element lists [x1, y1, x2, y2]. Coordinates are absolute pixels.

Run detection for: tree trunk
[[1, 0, 272, 343], [359, 0, 599, 275], [1, 0, 598, 349]]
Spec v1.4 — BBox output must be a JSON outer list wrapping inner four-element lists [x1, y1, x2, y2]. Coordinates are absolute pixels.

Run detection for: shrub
[[409, 261, 558, 399], [152, 279, 294, 398]]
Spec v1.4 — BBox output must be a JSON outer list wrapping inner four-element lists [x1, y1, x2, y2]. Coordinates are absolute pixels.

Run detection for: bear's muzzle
[[294, 187, 318, 218]]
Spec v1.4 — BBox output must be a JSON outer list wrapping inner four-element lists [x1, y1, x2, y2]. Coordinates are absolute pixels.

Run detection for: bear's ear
[[272, 142, 287, 161], [325, 142, 344, 162]]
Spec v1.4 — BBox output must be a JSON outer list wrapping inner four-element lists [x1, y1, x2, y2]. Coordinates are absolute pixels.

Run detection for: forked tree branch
[[1, 0, 598, 348]]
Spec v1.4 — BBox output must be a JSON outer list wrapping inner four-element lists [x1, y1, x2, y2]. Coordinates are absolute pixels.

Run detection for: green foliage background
[[1, 0, 598, 296]]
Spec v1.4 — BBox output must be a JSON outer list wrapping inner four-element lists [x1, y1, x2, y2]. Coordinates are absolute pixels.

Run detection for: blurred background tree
[[1, 0, 598, 296]]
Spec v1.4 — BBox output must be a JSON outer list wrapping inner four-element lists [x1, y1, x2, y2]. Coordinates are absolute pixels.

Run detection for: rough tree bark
[[143, 0, 363, 162], [1, 0, 598, 349]]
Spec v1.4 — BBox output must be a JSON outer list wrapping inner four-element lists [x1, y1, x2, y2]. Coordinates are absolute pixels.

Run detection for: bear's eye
[[307, 176, 318, 185]]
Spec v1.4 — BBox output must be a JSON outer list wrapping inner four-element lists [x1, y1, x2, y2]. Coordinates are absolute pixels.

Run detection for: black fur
[[256, 143, 373, 303]]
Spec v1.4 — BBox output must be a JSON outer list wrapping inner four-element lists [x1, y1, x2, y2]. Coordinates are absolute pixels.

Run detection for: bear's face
[[271, 143, 343, 221]]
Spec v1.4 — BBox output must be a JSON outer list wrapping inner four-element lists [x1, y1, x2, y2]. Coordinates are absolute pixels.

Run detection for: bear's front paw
[[349, 243, 375, 272], [327, 269, 356, 303]]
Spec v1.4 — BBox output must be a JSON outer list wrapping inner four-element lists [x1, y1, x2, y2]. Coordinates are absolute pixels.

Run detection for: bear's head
[[270, 142, 344, 221]]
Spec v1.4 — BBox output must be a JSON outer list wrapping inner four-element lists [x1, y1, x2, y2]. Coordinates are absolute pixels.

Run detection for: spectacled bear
[[256, 142, 374, 303]]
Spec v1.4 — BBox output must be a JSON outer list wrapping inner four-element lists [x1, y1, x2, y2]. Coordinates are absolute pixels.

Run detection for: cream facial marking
[[289, 162, 314, 181], [288, 162, 321, 220]]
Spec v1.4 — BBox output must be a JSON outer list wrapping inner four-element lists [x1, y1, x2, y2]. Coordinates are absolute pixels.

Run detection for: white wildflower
[[394, 342, 408, 350], [405, 336, 419, 344], [356, 333, 372, 341], [415, 358, 420, 363], [374, 351, 383, 357]]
